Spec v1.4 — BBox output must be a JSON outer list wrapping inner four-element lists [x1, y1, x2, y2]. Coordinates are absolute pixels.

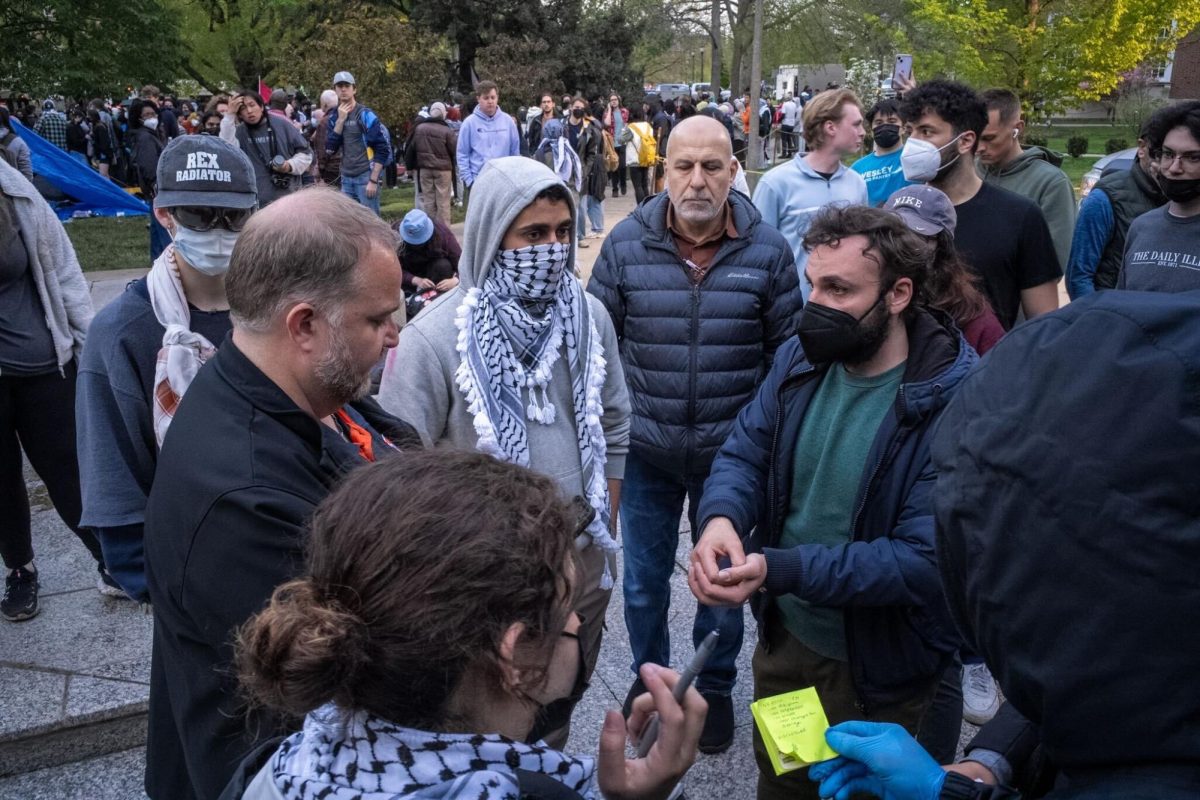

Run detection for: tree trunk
[[747, 0, 763, 170], [710, 0, 722, 97]]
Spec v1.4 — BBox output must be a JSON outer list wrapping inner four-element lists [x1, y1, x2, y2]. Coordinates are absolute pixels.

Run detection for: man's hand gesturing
[[688, 517, 766, 607]]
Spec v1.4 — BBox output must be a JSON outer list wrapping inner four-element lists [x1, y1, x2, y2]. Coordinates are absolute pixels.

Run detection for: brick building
[[1168, 27, 1200, 99]]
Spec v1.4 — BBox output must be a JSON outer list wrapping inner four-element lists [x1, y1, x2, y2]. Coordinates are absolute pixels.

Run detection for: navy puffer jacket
[[587, 189, 802, 475]]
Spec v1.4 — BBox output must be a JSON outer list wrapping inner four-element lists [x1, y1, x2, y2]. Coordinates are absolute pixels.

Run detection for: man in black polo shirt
[[899, 80, 1060, 330], [143, 188, 420, 800]]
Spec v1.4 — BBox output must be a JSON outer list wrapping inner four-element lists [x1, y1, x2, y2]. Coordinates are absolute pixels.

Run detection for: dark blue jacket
[[586, 189, 802, 476], [697, 309, 976, 710], [931, 290, 1200, 796]]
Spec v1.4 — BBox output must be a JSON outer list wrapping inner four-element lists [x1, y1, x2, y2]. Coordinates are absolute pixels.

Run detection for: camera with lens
[[270, 155, 291, 188]]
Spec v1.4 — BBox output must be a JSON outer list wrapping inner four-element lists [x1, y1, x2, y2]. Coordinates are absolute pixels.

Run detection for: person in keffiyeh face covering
[[75, 134, 259, 603], [378, 156, 630, 748]]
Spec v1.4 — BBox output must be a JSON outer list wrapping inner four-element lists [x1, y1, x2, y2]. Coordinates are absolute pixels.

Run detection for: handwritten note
[[750, 686, 838, 775]]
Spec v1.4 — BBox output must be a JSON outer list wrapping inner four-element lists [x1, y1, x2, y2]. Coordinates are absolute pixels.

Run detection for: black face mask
[[872, 124, 901, 149], [1157, 175, 1200, 204], [525, 628, 589, 744], [797, 292, 892, 365], [571, 108, 585, 120]]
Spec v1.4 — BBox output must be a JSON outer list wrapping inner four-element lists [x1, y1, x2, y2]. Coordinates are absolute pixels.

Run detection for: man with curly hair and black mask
[[898, 80, 1060, 332]]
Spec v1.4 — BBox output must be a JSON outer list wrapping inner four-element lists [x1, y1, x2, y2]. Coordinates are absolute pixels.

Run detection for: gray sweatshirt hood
[[458, 155, 578, 292]]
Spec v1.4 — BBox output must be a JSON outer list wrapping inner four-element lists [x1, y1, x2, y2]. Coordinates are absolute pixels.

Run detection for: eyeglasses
[[1154, 148, 1200, 169], [170, 205, 254, 232]]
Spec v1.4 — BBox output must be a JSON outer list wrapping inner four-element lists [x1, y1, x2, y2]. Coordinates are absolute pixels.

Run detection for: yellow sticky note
[[750, 687, 839, 775]]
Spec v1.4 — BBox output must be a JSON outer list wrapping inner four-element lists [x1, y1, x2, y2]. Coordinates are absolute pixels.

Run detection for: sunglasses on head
[[170, 205, 254, 232]]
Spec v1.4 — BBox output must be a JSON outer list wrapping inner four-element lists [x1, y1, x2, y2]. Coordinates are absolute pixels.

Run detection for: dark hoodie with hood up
[[931, 289, 1200, 799]]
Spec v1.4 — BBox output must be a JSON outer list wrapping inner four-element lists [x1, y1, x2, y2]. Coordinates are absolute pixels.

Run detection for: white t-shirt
[[781, 99, 799, 126]]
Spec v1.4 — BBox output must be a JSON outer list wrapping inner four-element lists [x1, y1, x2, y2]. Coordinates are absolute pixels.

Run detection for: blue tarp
[[12, 119, 149, 220]]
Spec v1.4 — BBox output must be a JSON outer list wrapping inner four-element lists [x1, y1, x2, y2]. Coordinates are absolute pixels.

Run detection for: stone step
[[0, 480, 153, 778], [0, 746, 147, 800]]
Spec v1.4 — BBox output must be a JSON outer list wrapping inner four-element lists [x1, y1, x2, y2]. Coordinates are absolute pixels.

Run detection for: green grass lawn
[[65, 215, 150, 272], [66, 180, 466, 273]]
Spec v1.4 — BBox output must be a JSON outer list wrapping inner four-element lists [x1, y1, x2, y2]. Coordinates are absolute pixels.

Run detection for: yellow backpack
[[631, 123, 657, 168]]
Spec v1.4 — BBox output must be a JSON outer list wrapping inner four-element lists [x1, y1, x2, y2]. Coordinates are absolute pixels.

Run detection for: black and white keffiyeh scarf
[[455, 242, 617, 587], [270, 704, 599, 800]]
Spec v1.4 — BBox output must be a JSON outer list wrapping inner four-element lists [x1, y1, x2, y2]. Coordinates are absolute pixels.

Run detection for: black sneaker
[[2, 566, 40, 621], [698, 692, 734, 754], [622, 676, 647, 719]]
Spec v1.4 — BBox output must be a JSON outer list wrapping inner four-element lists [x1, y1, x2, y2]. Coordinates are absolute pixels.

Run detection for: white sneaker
[[961, 662, 1000, 725]]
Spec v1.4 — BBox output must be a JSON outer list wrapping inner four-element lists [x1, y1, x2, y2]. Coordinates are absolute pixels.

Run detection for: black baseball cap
[[155, 136, 257, 210]]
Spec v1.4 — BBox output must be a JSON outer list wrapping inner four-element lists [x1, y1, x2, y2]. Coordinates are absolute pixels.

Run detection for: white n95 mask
[[900, 133, 964, 182]]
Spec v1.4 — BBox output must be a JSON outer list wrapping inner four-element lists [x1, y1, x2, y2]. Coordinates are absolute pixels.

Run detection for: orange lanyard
[[335, 409, 377, 462]]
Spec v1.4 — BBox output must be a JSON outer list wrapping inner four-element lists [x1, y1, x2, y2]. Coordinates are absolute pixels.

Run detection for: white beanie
[[430, 101, 446, 119]]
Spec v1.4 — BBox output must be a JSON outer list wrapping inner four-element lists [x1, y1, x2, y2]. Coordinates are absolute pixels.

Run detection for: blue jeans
[[341, 171, 381, 216], [577, 195, 604, 239], [620, 451, 743, 696]]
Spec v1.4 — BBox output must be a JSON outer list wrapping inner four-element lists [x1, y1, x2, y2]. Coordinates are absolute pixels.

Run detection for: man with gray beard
[[142, 187, 422, 800]]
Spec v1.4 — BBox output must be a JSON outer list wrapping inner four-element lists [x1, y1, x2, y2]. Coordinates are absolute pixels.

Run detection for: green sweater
[[776, 361, 905, 660], [981, 146, 1077, 272]]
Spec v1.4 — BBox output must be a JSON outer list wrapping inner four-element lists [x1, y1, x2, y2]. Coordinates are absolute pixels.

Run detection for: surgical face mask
[[172, 225, 239, 277], [1157, 175, 1200, 204], [797, 292, 891, 365], [872, 123, 901, 149], [900, 133, 964, 182], [142, 117, 159, 131]]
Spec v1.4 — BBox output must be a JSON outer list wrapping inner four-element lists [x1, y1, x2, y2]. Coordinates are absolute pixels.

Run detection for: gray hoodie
[[980, 145, 1076, 271], [376, 156, 629, 505], [0, 157, 92, 371]]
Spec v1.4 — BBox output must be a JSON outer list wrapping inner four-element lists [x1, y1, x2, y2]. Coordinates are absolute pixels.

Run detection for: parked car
[[655, 83, 692, 103], [690, 83, 731, 101], [879, 78, 896, 99], [1079, 147, 1137, 200]]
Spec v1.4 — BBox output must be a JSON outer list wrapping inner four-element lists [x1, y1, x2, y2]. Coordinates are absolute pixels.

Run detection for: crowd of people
[[2, 64, 1199, 800]]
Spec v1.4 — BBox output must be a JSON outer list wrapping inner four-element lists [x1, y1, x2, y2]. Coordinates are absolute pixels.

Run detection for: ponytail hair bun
[[235, 578, 370, 717]]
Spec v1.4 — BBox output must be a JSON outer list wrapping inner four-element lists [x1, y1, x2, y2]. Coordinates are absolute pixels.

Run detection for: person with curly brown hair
[[224, 449, 706, 800]]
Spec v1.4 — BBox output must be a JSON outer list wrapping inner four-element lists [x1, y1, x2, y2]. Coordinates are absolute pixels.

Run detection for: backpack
[[0, 131, 17, 171], [602, 130, 619, 172], [631, 123, 657, 168]]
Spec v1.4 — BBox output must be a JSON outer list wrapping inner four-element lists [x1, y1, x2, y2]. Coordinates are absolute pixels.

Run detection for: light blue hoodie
[[752, 155, 868, 300], [455, 105, 522, 187]]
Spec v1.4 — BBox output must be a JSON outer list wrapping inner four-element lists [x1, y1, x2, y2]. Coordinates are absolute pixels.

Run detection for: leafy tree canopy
[[1, 0, 184, 98]]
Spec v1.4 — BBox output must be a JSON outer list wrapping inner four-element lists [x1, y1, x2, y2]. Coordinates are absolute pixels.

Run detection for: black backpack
[[0, 131, 18, 171]]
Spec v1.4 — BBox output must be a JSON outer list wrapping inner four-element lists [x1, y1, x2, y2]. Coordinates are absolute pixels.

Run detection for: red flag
[[258, 80, 271, 105]]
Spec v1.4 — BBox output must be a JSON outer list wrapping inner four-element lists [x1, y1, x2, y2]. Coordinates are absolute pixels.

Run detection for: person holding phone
[[222, 450, 706, 800]]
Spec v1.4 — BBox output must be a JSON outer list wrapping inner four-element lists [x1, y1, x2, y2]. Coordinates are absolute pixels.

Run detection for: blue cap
[[399, 209, 434, 245]]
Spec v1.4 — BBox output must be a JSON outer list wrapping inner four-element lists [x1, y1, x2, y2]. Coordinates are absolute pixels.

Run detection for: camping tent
[[12, 119, 148, 220]]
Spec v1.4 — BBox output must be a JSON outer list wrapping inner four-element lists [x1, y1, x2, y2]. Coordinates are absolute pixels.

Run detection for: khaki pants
[[540, 543, 613, 749], [752, 611, 939, 800], [418, 169, 453, 226]]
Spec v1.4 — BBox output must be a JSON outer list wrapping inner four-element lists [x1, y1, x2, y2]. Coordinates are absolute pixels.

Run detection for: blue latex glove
[[808, 721, 947, 800]]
